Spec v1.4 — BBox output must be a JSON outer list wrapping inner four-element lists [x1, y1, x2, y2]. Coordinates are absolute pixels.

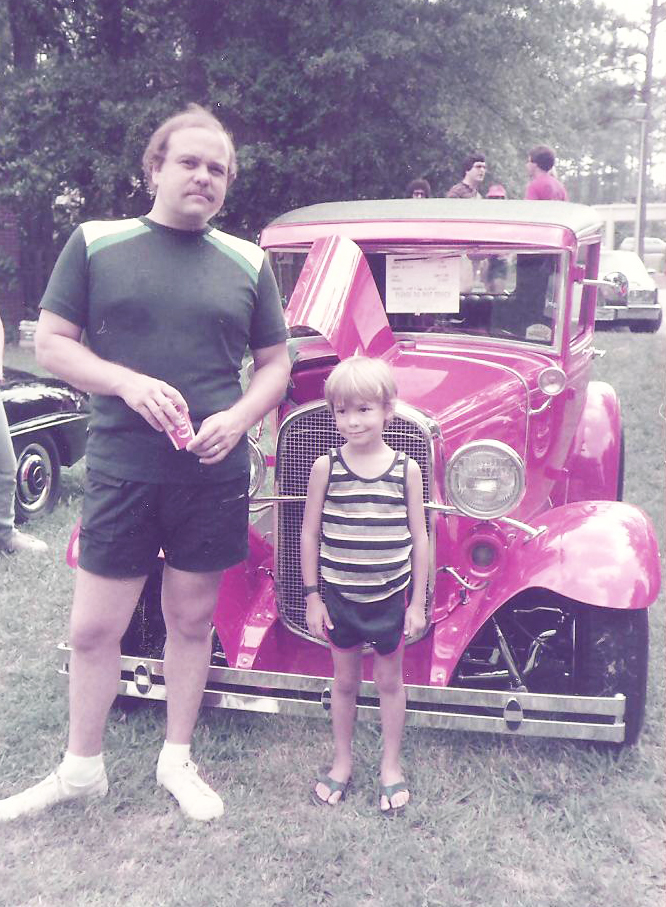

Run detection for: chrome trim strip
[[55, 646, 626, 743], [9, 412, 88, 437], [250, 498, 547, 540]]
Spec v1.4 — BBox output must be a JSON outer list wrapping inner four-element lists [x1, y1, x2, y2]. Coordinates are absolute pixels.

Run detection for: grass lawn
[[0, 331, 664, 907]]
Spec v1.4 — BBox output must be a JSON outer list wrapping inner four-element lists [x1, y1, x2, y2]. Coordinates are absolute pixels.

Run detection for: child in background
[[301, 356, 428, 815]]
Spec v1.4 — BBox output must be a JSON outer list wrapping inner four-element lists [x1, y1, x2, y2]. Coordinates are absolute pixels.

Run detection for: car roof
[[261, 199, 603, 249]]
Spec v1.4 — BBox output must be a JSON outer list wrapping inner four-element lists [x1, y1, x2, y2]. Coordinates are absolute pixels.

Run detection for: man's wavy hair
[[142, 104, 237, 191]]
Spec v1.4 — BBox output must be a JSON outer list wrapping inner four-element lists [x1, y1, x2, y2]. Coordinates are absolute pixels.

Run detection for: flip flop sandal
[[379, 781, 409, 817], [310, 774, 351, 807]]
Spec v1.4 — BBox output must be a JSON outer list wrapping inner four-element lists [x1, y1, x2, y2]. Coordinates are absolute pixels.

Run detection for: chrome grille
[[275, 402, 433, 639]]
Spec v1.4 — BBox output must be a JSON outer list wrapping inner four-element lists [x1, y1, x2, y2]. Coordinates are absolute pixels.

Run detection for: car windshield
[[269, 246, 565, 346]]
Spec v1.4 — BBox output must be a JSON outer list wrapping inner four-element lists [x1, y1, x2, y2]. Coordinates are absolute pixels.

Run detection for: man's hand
[[187, 409, 245, 464], [116, 373, 188, 434], [306, 593, 334, 640], [404, 601, 427, 638]]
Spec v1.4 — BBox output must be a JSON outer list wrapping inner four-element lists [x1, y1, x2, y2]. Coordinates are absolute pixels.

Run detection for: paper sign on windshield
[[386, 255, 461, 314]]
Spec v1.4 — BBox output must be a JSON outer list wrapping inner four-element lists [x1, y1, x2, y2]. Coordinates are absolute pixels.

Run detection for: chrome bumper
[[595, 304, 661, 322], [57, 644, 626, 743]]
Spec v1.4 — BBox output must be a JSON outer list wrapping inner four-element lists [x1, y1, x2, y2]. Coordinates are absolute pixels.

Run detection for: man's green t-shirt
[[40, 216, 287, 483]]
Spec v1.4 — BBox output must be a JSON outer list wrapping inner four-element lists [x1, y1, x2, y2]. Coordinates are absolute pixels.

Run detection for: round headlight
[[537, 365, 566, 397], [445, 440, 525, 519], [248, 436, 267, 498]]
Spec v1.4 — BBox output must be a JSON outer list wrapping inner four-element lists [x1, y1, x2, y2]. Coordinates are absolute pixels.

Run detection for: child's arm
[[301, 454, 334, 640], [404, 458, 428, 637]]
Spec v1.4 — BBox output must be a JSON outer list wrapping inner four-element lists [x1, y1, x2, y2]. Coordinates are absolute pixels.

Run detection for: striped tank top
[[319, 448, 412, 603]]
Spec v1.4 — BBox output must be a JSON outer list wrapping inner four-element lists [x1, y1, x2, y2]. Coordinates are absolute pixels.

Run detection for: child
[[300, 356, 428, 815]]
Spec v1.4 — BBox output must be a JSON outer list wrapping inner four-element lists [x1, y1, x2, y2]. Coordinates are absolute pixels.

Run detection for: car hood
[[285, 235, 398, 359]]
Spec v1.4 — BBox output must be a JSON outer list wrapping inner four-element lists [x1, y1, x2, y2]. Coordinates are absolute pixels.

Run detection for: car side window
[[571, 245, 593, 340]]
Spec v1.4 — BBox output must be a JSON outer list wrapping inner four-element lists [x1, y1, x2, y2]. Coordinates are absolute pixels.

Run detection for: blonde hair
[[142, 103, 237, 190], [324, 356, 397, 410]]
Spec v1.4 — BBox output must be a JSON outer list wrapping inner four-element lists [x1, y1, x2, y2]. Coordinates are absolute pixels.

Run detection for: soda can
[[166, 406, 195, 450]]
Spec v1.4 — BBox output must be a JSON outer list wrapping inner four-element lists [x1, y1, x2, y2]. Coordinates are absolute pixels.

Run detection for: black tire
[[120, 560, 166, 658], [575, 605, 648, 745], [12, 433, 62, 523], [629, 311, 662, 333]]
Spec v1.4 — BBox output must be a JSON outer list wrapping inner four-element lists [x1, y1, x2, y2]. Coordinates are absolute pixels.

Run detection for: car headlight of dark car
[[445, 440, 526, 519]]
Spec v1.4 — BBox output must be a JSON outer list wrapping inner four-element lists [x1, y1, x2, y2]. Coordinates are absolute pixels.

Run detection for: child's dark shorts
[[78, 467, 249, 578], [323, 581, 406, 656]]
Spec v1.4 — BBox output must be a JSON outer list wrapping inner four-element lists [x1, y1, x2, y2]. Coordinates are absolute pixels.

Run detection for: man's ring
[[213, 443, 220, 453]]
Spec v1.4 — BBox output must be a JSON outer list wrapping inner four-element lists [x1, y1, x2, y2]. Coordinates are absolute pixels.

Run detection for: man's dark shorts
[[79, 467, 249, 578], [323, 581, 406, 656]]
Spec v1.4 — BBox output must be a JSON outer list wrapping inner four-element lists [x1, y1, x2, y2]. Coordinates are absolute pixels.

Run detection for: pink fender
[[430, 500, 661, 685], [565, 381, 623, 502], [284, 234, 397, 359], [212, 525, 280, 670]]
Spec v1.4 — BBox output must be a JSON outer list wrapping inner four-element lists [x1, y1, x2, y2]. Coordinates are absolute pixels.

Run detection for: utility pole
[[634, 0, 663, 261]]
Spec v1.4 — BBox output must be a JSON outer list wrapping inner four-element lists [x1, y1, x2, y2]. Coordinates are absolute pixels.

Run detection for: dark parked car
[[1, 367, 89, 521]]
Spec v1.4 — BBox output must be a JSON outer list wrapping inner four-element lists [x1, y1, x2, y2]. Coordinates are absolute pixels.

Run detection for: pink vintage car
[[60, 199, 662, 745]]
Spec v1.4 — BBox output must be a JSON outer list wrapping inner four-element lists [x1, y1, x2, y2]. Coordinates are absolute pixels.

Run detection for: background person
[[486, 184, 507, 199], [525, 145, 568, 200], [0, 315, 48, 556], [0, 104, 290, 824], [405, 178, 431, 199], [446, 153, 486, 198], [301, 357, 428, 816]]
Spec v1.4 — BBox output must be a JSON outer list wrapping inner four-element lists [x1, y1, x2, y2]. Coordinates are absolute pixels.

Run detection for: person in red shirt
[[525, 146, 568, 201]]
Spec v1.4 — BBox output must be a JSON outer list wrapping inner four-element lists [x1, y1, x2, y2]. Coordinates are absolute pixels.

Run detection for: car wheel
[[12, 433, 62, 523], [574, 604, 648, 745], [629, 311, 662, 333]]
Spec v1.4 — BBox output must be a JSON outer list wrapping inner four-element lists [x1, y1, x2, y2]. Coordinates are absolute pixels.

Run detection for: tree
[[0, 0, 646, 317]]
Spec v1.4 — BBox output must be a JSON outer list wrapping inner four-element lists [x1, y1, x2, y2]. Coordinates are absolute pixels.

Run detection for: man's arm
[[188, 340, 291, 464], [35, 310, 187, 433]]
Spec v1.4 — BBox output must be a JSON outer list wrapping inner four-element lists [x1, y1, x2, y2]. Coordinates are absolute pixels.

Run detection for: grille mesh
[[275, 404, 432, 638]]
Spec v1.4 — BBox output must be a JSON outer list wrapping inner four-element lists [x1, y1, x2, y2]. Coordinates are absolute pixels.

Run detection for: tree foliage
[[0, 0, 662, 311]]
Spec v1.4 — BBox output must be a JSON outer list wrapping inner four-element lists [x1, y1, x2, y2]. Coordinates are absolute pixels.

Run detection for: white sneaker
[[0, 767, 108, 821], [156, 759, 224, 821], [4, 529, 49, 554]]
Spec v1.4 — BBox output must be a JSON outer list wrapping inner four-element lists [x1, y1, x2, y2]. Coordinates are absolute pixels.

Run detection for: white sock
[[159, 742, 191, 766], [60, 752, 105, 785]]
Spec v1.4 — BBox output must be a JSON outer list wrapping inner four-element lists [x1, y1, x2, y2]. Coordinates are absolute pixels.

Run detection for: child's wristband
[[303, 584, 319, 596]]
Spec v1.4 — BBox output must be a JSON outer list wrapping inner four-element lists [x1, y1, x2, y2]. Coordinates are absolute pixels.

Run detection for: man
[[405, 177, 431, 199], [446, 154, 486, 198], [525, 145, 568, 201], [0, 105, 290, 823], [0, 315, 48, 556]]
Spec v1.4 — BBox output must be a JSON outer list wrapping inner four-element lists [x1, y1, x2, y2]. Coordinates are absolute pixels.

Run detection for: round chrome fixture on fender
[[537, 365, 566, 397]]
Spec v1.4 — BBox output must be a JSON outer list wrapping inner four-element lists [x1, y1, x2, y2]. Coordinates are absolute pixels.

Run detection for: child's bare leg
[[314, 646, 362, 804], [374, 642, 409, 810]]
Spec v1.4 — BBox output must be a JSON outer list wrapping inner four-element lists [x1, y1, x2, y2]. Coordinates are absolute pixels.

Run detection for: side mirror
[[582, 271, 629, 298]]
